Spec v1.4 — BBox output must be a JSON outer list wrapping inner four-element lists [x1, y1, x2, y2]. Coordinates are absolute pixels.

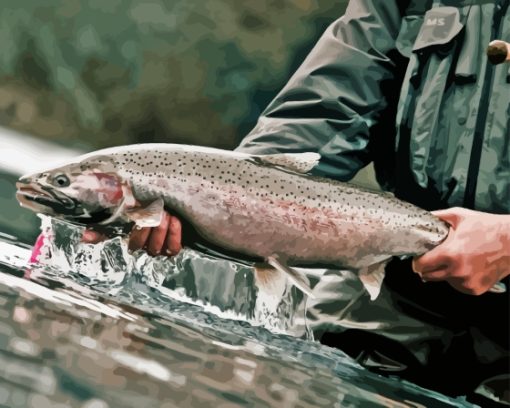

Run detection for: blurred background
[[1, 0, 380, 244]]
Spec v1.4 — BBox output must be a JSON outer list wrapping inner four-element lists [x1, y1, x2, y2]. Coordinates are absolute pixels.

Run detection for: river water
[[0, 217, 476, 408]]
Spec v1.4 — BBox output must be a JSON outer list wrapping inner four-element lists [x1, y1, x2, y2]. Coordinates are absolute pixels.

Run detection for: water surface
[[0, 224, 475, 408]]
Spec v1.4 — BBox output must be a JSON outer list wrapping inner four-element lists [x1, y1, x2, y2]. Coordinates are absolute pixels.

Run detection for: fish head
[[16, 156, 127, 223]]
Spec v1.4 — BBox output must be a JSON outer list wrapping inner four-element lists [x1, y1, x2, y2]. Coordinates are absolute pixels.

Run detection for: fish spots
[[101, 145, 442, 235]]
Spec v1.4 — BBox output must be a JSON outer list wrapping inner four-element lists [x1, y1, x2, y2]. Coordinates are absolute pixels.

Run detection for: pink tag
[[29, 233, 47, 264]]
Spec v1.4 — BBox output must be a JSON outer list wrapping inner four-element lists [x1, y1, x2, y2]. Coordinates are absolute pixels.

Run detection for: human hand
[[82, 211, 183, 257], [412, 207, 510, 295]]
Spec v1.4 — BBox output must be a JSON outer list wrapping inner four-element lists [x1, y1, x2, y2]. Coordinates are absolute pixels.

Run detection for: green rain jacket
[[234, 1, 509, 384], [237, 0, 510, 214]]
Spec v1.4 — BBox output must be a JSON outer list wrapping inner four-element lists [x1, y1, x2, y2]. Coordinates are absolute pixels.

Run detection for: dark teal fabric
[[237, 0, 510, 213]]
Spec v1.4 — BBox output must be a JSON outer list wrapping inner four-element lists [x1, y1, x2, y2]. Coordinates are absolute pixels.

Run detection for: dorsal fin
[[253, 152, 320, 173]]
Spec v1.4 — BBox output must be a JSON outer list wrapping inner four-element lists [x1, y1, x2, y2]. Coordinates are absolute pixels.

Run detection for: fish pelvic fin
[[254, 264, 287, 297], [125, 197, 165, 228], [358, 260, 390, 300], [264, 255, 315, 298], [254, 152, 320, 173]]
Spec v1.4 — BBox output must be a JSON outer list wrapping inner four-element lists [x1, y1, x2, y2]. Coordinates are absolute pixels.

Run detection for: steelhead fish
[[16, 143, 450, 299]]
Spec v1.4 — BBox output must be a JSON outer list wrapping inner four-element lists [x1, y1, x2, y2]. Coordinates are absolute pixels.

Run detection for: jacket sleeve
[[235, 0, 404, 181]]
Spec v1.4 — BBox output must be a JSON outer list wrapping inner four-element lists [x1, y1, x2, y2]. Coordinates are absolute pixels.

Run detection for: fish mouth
[[16, 182, 77, 215]]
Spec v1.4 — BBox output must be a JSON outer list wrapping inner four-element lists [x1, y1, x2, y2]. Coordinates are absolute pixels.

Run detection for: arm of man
[[235, 0, 405, 182], [84, 0, 405, 255], [81, 213, 182, 257], [413, 208, 510, 295]]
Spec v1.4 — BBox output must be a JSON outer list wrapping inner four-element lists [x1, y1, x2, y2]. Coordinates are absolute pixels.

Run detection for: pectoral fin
[[358, 260, 390, 300], [125, 198, 165, 228], [265, 255, 315, 298]]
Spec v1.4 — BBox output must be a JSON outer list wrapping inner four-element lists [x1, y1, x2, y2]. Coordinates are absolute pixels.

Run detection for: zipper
[[463, 0, 508, 208]]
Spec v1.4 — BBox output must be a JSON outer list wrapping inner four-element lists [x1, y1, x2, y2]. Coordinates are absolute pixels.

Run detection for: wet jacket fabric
[[236, 0, 510, 214], [235, 0, 510, 396]]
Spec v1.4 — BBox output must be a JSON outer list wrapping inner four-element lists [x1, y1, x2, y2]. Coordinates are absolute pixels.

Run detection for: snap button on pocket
[[412, 7, 464, 52]]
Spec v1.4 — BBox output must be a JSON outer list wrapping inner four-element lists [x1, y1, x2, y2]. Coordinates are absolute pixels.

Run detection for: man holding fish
[[26, 0, 508, 405]]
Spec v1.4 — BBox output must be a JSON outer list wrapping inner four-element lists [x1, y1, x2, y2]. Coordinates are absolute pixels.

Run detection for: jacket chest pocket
[[394, 6, 469, 188]]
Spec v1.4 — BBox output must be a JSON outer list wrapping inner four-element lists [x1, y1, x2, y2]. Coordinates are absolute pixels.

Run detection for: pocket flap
[[413, 7, 464, 51], [395, 15, 424, 58]]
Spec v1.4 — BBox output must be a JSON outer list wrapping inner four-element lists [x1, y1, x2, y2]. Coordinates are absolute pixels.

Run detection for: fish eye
[[52, 174, 70, 187]]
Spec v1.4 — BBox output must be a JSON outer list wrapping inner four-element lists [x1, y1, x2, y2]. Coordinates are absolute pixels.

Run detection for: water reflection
[[0, 228, 475, 407], [32, 216, 307, 335]]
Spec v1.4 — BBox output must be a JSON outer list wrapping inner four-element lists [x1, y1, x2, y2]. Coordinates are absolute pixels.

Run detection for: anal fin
[[358, 260, 389, 300]]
